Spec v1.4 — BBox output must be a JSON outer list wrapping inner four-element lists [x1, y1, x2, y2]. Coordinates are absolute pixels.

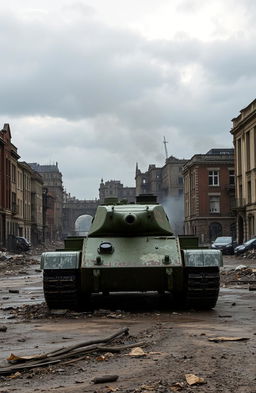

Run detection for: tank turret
[[88, 204, 173, 237]]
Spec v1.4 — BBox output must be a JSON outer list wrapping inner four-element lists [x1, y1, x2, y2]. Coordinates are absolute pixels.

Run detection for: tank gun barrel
[[123, 213, 137, 225]]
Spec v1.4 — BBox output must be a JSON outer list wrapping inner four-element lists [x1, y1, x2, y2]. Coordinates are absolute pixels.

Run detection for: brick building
[[183, 148, 235, 245], [230, 99, 256, 243]]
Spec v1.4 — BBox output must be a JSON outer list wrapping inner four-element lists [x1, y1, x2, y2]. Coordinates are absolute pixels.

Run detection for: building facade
[[230, 99, 256, 243], [99, 180, 136, 203], [30, 166, 44, 244], [0, 124, 20, 247], [28, 163, 63, 240], [136, 156, 187, 234], [183, 149, 235, 245]]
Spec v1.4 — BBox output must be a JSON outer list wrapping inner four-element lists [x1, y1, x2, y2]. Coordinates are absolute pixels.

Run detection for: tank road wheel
[[183, 267, 220, 310], [43, 269, 81, 310]]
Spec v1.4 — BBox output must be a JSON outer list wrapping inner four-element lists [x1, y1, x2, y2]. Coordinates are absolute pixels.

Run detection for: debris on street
[[221, 266, 256, 287], [92, 375, 119, 384], [0, 327, 147, 376], [208, 336, 250, 343], [128, 347, 147, 357], [185, 373, 205, 385], [170, 382, 184, 392]]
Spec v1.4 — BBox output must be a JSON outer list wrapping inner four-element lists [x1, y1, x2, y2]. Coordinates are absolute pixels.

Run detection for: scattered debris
[[128, 347, 147, 357], [0, 327, 146, 376], [221, 266, 256, 287], [170, 382, 184, 391], [92, 375, 119, 384], [185, 374, 205, 386], [208, 336, 250, 343], [96, 352, 114, 361], [7, 371, 22, 379], [235, 265, 247, 271]]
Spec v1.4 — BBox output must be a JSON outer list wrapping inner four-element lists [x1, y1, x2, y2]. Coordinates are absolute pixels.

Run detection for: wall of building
[[99, 180, 136, 203], [231, 99, 256, 243], [183, 149, 235, 245], [28, 163, 64, 241]]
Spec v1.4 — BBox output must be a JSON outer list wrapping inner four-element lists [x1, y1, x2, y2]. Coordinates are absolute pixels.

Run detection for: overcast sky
[[1, 0, 256, 199]]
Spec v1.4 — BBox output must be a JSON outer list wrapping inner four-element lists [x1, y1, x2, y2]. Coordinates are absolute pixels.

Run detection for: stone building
[[0, 124, 45, 247], [99, 180, 136, 203], [135, 156, 187, 234], [28, 163, 63, 240], [30, 167, 44, 244], [230, 99, 256, 243], [62, 192, 99, 237], [18, 162, 32, 241], [0, 124, 20, 247], [183, 148, 235, 245]]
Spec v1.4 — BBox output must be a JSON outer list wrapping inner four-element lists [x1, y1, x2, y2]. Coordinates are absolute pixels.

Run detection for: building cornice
[[231, 105, 256, 135]]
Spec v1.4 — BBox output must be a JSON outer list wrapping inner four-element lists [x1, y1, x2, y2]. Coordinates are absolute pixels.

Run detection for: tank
[[41, 196, 223, 310]]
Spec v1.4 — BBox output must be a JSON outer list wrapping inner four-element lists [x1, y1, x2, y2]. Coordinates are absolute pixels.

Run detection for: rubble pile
[[221, 266, 256, 287], [7, 304, 129, 321], [33, 241, 64, 254], [237, 249, 256, 259], [0, 252, 38, 275], [8, 303, 50, 320]]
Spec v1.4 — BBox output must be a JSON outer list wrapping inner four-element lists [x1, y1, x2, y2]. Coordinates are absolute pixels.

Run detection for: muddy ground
[[0, 250, 255, 393]]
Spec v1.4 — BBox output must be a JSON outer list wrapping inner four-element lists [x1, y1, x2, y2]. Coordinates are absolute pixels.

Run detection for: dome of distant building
[[75, 215, 93, 236]]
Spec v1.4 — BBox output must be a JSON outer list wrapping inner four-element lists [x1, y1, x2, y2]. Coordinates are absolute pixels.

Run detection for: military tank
[[41, 195, 222, 310]]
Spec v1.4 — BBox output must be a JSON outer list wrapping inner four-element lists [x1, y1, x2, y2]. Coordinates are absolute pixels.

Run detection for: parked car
[[15, 237, 31, 252], [211, 236, 236, 255], [234, 237, 256, 255]]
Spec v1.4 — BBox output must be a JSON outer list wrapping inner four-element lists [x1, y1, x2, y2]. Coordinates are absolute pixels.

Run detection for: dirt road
[[0, 254, 255, 393]]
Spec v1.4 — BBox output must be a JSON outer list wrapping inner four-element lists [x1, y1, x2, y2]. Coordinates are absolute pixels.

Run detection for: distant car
[[234, 237, 256, 255], [211, 236, 236, 255], [15, 237, 31, 252]]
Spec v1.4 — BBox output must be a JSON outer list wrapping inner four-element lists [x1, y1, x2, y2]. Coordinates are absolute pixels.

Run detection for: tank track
[[43, 269, 81, 310], [184, 267, 220, 309]]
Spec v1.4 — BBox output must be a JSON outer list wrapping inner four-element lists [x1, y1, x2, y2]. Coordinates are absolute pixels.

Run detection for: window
[[209, 196, 220, 213], [246, 131, 251, 171], [11, 164, 16, 183], [248, 181, 251, 204], [237, 138, 242, 175], [229, 169, 235, 185], [209, 170, 219, 186], [11, 192, 16, 213]]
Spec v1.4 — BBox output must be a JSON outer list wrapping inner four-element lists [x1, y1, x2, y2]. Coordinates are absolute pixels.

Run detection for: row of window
[[208, 170, 235, 186], [185, 195, 222, 214]]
